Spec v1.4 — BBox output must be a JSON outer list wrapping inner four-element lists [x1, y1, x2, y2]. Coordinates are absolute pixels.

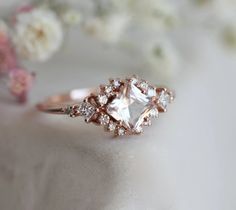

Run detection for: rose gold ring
[[36, 76, 175, 137]]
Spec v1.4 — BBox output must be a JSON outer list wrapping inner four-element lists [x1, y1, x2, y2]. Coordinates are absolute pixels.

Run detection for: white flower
[[111, 0, 178, 30], [144, 41, 180, 79], [214, 0, 236, 21], [194, 0, 236, 21], [84, 13, 130, 44], [13, 8, 63, 62], [60, 9, 81, 26], [222, 23, 236, 49]]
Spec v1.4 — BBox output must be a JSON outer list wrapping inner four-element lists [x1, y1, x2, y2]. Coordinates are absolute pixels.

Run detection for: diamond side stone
[[99, 114, 110, 125], [117, 127, 126, 136], [147, 87, 157, 97], [158, 91, 170, 109], [79, 102, 96, 120], [149, 108, 158, 118], [112, 79, 121, 88], [107, 121, 116, 131], [98, 94, 108, 105]]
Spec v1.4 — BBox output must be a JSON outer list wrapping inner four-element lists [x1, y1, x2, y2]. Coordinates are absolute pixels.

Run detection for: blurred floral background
[[0, 0, 236, 103], [0, 1, 235, 210]]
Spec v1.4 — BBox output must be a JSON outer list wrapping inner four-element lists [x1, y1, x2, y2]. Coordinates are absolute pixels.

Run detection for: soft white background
[[0, 1, 236, 210]]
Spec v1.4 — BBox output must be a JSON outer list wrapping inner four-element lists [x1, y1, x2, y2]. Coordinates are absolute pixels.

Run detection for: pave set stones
[[68, 76, 174, 136]]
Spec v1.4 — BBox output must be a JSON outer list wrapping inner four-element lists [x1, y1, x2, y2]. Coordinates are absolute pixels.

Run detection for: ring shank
[[36, 88, 97, 114]]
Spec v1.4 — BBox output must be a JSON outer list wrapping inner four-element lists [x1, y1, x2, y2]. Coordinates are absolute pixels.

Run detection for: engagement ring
[[37, 76, 175, 137]]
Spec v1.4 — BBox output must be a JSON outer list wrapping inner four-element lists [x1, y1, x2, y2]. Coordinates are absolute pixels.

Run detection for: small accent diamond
[[112, 79, 121, 88], [107, 121, 116, 131], [79, 102, 96, 120], [66, 105, 79, 117], [149, 108, 158, 118], [158, 91, 170, 109], [130, 77, 138, 84], [105, 85, 113, 96], [139, 81, 149, 91], [147, 87, 157, 97], [134, 126, 143, 133], [143, 118, 152, 126], [117, 127, 126, 136], [97, 94, 108, 106], [99, 114, 110, 125]]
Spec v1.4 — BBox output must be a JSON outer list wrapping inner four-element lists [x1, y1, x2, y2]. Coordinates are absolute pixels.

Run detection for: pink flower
[[16, 5, 34, 14], [9, 69, 35, 103], [10, 5, 34, 26], [0, 36, 17, 74], [0, 20, 9, 44], [0, 32, 8, 44]]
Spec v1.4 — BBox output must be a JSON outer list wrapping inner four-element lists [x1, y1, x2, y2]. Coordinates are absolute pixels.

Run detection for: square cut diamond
[[107, 81, 153, 130]]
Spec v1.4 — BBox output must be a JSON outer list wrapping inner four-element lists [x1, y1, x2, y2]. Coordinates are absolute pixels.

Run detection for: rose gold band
[[36, 88, 97, 114]]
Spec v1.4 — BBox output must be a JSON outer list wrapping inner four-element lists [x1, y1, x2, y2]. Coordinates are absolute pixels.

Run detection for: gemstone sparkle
[[106, 79, 155, 130], [79, 102, 96, 120], [99, 114, 110, 125], [107, 121, 116, 131], [158, 91, 170, 109], [98, 94, 108, 105]]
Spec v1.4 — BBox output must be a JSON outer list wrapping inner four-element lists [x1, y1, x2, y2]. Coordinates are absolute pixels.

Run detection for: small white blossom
[[194, 0, 236, 21], [215, 0, 236, 21], [222, 23, 236, 49], [84, 13, 130, 43], [144, 41, 180, 79], [111, 0, 178, 30], [13, 8, 63, 62], [60, 9, 81, 26]]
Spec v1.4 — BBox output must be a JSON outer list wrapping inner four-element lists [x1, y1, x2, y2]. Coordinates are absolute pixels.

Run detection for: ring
[[37, 76, 175, 137]]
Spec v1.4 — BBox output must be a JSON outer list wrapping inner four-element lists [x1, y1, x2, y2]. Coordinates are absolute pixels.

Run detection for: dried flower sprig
[[9, 69, 35, 103], [0, 24, 17, 74], [0, 2, 80, 103]]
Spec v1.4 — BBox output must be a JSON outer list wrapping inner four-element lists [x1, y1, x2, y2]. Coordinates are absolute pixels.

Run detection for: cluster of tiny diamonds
[[98, 78, 126, 136]]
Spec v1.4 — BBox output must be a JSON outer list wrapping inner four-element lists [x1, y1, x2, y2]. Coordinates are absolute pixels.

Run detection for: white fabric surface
[[0, 2, 236, 210]]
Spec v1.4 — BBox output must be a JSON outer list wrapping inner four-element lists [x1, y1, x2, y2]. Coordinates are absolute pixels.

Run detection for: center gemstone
[[107, 81, 154, 130]]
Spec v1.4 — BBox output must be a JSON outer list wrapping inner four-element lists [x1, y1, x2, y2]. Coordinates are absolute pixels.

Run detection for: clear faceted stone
[[149, 108, 158, 118], [147, 87, 157, 97], [158, 91, 170, 109], [107, 121, 116, 131], [143, 118, 152, 126], [130, 77, 138, 85], [107, 80, 155, 130], [117, 127, 125, 136], [99, 114, 110, 125], [79, 102, 96, 120], [139, 81, 149, 90], [134, 126, 143, 133], [98, 94, 108, 105], [112, 79, 121, 88], [105, 85, 113, 96]]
